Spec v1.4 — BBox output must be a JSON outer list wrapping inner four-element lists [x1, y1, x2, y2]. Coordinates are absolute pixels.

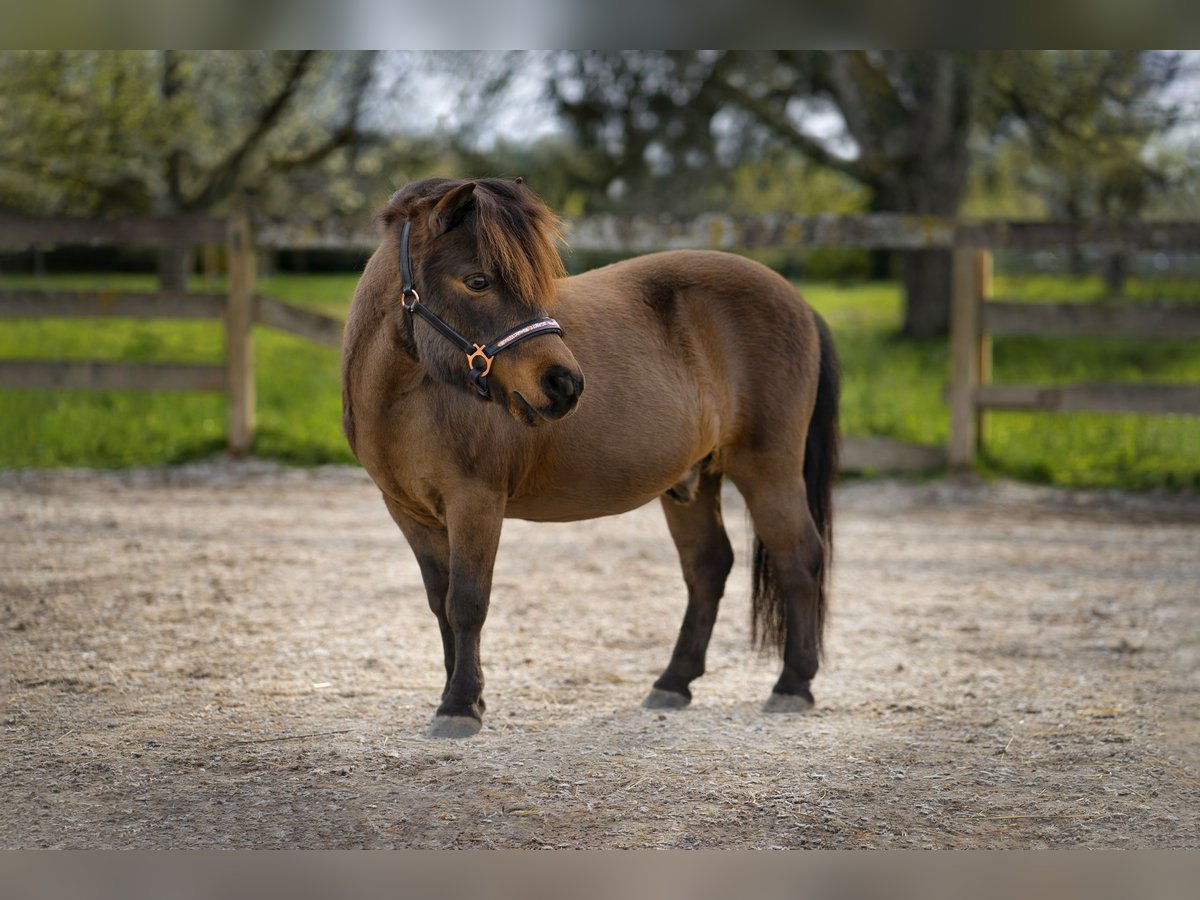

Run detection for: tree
[[713, 53, 981, 336], [0, 51, 381, 288], [546, 51, 735, 214], [544, 51, 1186, 336], [548, 51, 980, 337], [980, 51, 1184, 293]]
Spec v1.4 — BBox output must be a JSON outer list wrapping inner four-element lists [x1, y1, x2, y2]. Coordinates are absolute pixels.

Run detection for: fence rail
[[980, 300, 1200, 339], [252, 213, 1200, 254], [0, 360, 227, 391], [0, 213, 225, 249], [974, 383, 1200, 415], [255, 294, 343, 348], [0, 289, 225, 319]]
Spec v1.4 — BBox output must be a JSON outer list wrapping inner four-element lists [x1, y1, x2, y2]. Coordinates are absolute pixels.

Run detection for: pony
[[342, 177, 839, 738]]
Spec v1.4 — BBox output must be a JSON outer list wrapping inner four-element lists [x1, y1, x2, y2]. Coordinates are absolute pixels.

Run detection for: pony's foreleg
[[644, 470, 733, 710], [386, 494, 503, 738], [387, 500, 455, 694], [426, 492, 505, 739]]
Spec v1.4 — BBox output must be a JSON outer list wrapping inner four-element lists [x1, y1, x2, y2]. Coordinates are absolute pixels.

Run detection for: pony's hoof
[[427, 715, 482, 739], [642, 688, 691, 710], [762, 691, 815, 714]]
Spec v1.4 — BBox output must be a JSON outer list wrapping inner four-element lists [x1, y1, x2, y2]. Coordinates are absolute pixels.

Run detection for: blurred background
[[1, 51, 1198, 488]]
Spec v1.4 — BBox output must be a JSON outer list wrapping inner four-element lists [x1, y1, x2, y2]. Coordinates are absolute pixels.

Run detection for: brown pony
[[342, 177, 839, 738]]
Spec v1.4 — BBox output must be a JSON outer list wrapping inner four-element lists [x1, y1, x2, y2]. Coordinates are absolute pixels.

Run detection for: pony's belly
[[504, 488, 665, 523]]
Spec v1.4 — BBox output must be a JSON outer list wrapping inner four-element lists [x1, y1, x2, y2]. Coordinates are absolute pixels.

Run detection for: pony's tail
[[752, 314, 840, 658]]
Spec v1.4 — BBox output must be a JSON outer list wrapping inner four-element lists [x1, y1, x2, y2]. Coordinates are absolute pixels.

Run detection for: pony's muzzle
[[540, 365, 584, 419]]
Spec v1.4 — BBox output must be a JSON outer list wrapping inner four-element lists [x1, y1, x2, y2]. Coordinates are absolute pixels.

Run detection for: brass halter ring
[[466, 344, 494, 379]]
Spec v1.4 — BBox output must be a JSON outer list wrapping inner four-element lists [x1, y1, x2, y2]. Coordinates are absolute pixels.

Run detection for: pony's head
[[378, 177, 583, 425]]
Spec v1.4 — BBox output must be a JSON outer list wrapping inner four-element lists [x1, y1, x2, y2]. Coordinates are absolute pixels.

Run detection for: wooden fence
[[0, 213, 343, 456], [3, 211, 1197, 468], [947, 247, 1200, 470]]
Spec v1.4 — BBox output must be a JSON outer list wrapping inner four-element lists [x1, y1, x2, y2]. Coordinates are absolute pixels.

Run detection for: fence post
[[202, 243, 221, 291], [225, 215, 256, 456], [948, 246, 980, 471], [974, 250, 993, 456]]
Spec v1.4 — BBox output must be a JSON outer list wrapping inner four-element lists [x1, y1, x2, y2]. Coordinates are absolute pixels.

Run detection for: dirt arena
[[2, 461, 1197, 848]]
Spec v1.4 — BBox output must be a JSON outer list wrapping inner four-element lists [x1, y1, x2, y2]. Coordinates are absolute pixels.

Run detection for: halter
[[399, 220, 563, 399]]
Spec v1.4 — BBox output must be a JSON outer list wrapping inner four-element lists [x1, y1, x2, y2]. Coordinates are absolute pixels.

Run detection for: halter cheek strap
[[400, 220, 563, 399]]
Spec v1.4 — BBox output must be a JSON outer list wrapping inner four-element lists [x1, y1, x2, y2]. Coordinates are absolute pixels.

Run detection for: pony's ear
[[373, 188, 407, 231], [429, 181, 477, 235], [375, 203, 402, 231]]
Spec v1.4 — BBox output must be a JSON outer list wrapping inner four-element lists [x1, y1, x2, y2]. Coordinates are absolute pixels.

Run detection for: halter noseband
[[399, 220, 563, 399]]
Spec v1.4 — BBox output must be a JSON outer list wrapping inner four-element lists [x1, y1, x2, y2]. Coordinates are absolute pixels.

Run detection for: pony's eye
[[464, 274, 490, 293]]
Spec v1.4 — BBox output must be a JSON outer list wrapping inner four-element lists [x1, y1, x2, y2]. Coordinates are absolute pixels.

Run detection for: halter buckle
[[401, 287, 420, 312], [466, 344, 494, 379]]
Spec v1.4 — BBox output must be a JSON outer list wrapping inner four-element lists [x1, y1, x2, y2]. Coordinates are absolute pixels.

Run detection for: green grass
[[0, 273, 358, 467], [1, 271, 1198, 490]]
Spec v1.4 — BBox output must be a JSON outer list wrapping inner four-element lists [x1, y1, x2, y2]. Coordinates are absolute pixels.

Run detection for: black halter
[[399, 220, 563, 399]]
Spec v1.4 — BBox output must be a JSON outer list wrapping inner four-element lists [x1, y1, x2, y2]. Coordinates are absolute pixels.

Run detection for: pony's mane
[[471, 179, 566, 304], [382, 177, 566, 306]]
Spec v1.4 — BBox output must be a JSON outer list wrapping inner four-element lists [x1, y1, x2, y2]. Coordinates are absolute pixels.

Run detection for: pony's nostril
[[542, 366, 579, 403]]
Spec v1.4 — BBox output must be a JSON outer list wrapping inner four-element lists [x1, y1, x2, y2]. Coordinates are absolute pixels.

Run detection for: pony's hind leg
[[734, 476, 826, 712], [644, 468, 734, 710]]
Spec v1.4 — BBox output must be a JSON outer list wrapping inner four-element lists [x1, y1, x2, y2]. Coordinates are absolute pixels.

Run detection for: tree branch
[[185, 50, 317, 210], [160, 50, 187, 209], [827, 51, 915, 163], [709, 73, 870, 182], [271, 124, 359, 172], [269, 52, 377, 172]]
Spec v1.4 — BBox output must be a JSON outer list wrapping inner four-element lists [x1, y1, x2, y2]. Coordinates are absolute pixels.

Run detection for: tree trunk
[[1068, 244, 1087, 276], [1104, 251, 1128, 296], [870, 164, 964, 339], [157, 244, 194, 292], [845, 53, 976, 339], [868, 248, 894, 281], [901, 249, 954, 338]]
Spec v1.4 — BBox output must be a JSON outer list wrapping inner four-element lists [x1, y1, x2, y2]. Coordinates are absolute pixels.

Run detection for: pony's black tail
[[752, 314, 840, 658]]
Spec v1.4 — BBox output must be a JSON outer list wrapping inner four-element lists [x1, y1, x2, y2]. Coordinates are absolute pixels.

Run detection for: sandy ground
[[1, 461, 1197, 849]]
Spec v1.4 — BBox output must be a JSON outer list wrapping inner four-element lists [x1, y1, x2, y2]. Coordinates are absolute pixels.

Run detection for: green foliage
[[728, 149, 869, 216], [0, 51, 393, 219], [730, 150, 873, 279], [960, 140, 1050, 219], [2, 272, 1198, 491], [975, 51, 1189, 221]]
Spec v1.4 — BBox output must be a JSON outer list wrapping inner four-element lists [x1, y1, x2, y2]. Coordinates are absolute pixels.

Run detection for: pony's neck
[[379, 304, 427, 392]]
